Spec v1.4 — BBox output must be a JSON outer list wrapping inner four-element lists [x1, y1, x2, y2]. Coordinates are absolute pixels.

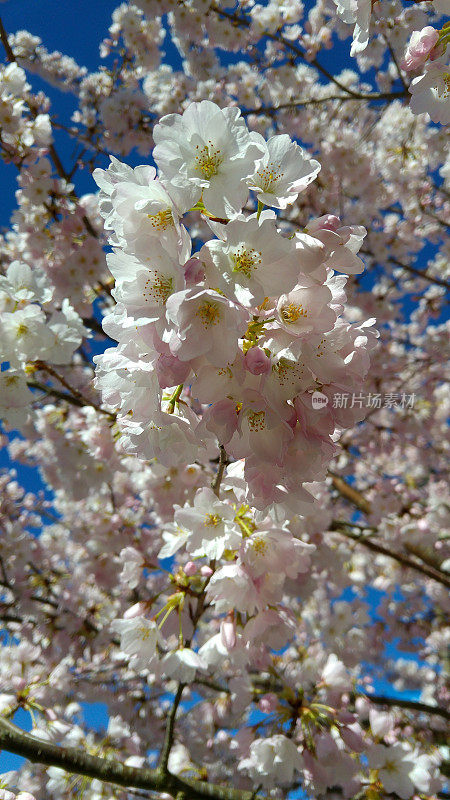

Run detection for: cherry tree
[[0, 2, 449, 800]]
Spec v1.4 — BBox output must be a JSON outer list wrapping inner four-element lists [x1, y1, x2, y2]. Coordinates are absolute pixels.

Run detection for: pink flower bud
[[220, 615, 236, 650], [203, 398, 238, 444], [403, 27, 439, 71], [200, 565, 213, 577], [258, 693, 278, 713], [184, 561, 197, 576], [156, 353, 191, 389], [124, 602, 147, 619], [244, 346, 271, 375], [184, 257, 205, 285], [307, 213, 341, 233]]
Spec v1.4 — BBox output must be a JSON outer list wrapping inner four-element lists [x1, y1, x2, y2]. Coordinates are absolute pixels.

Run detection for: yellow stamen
[[205, 513, 221, 527], [194, 142, 222, 179], [280, 302, 307, 324], [196, 300, 221, 327], [231, 246, 262, 279], [247, 410, 266, 432], [147, 208, 174, 231]]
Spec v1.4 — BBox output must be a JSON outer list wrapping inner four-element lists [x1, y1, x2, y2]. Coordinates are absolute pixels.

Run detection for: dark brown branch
[[32, 362, 114, 419], [211, 445, 228, 498], [388, 256, 450, 291], [328, 472, 372, 515], [332, 522, 450, 589], [0, 716, 259, 800], [242, 91, 407, 116], [369, 694, 450, 721], [159, 683, 185, 774], [0, 15, 14, 61], [209, 4, 408, 103], [28, 380, 85, 408]]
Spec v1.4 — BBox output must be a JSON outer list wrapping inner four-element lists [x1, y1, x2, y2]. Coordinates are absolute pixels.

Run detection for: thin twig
[[211, 445, 228, 498], [158, 683, 185, 774], [332, 521, 450, 589]]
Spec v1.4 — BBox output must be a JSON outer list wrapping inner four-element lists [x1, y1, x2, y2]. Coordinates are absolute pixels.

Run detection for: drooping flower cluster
[[94, 100, 378, 512]]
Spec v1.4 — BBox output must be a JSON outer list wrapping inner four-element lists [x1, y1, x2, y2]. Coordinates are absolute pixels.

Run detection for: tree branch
[[159, 683, 185, 774], [0, 15, 98, 240], [0, 716, 259, 800], [368, 694, 450, 721], [328, 472, 372, 515], [242, 91, 407, 116], [209, 4, 408, 103], [332, 521, 450, 589], [211, 445, 228, 498]]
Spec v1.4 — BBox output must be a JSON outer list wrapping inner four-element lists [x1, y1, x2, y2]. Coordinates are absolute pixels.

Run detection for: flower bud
[[307, 213, 341, 233], [156, 353, 191, 389], [184, 257, 205, 285], [220, 615, 236, 650], [403, 26, 439, 71], [200, 565, 213, 577], [184, 561, 197, 576], [258, 693, 278, 713], [124, 601, 147, 619], [244, 346, 271, 375]]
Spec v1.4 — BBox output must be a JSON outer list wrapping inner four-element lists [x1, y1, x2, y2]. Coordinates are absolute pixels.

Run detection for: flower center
[[147, 208, 174, 231], [205, 513, 221, 527], [143, 272, 173, 305], [247, 410, 266, 431], [196, 300, 221, 327], [280, 302, 307, 324], [437, 72, 450, 98], [194, 142, 222, 179], [257, 161, 284, 191], [231, 246, 262, 279], [251, 535, 267, 555]]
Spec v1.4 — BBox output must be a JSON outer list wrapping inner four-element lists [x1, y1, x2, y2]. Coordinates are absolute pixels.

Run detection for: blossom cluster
[[0, 258, 85, 427], [0, 61, 51, 160], [94, 100, 378, 512], [333, 0, 450, 123]]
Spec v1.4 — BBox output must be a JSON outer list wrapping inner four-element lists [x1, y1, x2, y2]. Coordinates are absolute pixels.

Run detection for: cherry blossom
[[0, 4, 448, 800]]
